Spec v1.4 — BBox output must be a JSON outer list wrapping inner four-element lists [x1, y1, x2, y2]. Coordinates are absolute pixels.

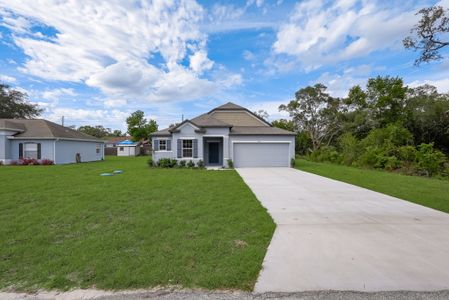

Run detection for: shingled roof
[[0, 119, 103, 141], [209, 102, 246, 111], [150, 102, 293, 136], [230, 126, 296, 136]]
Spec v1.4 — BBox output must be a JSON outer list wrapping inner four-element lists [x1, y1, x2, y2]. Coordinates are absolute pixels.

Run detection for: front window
[[182, 139, 193, 158], [96, 144, 101, 154], [159, 140, 166, 150], [119, 147, 124, 151], [24, 143, 38, 159]]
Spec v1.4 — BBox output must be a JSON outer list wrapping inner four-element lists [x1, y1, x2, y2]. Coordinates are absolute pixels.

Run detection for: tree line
[[272, 76, 449, 177]]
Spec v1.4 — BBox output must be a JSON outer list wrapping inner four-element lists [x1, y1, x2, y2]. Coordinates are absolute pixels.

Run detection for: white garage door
[[233, 142, 289, 167]]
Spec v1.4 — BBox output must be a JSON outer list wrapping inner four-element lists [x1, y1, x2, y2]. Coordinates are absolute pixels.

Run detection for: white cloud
[[0, 0, 241, 104], [41, 88, 76, 101], [189, 50, 214, 73], [314, 65, 372, 97], [248, 100, 289, 121], [0, 74, 16, 83], [104, 98, 128, 108], [409, 78, 449, 93], [272, 0, 420, 70], [45, 107, 130, 130]]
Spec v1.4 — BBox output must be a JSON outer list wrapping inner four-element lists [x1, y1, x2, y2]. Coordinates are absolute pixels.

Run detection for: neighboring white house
[[0, 119, 104, 164], [150, 102, 296, 168], [117, 140, 140, 156]]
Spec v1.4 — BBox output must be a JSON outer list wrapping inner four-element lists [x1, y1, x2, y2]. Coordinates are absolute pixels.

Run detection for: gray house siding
[[152, 125, 232, 166], [10, 139, 55, 162], [55, 140, 104, 164], [0, 131, 12, 163], [172, 123, 203, 163]]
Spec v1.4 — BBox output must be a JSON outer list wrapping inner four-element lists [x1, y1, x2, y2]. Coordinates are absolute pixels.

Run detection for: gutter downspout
[[53, 139, 58, 164]]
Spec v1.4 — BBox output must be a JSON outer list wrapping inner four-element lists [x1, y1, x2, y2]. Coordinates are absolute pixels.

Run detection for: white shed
[[117, 140, 140, 156]]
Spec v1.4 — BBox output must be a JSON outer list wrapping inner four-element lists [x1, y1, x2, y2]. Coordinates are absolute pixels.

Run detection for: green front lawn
[[0, 157, 275, 291], [296, 159, 449, 214]]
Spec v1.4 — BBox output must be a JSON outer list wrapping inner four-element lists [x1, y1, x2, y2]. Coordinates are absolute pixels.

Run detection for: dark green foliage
[[187, 160, 195, 168], [227, 159, 234, 169], [308, 146, 341, 164], [271, 119, 295, 131], [404, 85, 449, 153], [295, 131, 312, 155], [0, 84, 43, 118], [126, 110, 158, 142], [78, 125, 111, 138], [416, 143, 447, 176], [157, 158, 178, 168], [290, 158, 296, 168], [283, 76, 449, 178], [179, 160, 186, 168], [197, 160, 205, 169]]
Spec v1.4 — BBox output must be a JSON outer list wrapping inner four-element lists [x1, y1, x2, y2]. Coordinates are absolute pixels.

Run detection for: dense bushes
[[307, 124, 448, 177], [9, 158, 54, 166], [149, 158, 206, 169]]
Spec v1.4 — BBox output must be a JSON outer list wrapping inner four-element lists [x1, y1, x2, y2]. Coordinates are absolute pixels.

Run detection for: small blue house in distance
[[117, 140, 140, 156]]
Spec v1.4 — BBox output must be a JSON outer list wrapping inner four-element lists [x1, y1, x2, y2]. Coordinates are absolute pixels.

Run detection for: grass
[[0, 156, 275, 292], [296, 159, 449, 214]]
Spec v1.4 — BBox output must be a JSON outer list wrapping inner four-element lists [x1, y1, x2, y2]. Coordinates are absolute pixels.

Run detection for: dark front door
[[208, 142, 219, 164]]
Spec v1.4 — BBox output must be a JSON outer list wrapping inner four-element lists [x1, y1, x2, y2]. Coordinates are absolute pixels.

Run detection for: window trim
[[159, 139, 167, 151], [182, 139, 193, 158], [155, 138, 171, 152], [23, 142, 40, 159]]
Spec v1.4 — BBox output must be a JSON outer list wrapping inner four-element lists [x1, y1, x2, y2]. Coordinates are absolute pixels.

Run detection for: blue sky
[[1, 0, 449, 131]]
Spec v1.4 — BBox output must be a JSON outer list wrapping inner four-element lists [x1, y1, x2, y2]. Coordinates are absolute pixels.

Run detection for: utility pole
[[61, 116, 64, 126], [182, 114, 184, 122]]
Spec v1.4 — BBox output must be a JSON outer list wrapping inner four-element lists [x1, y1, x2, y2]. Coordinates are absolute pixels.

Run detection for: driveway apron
[[236, 167, 449, 292]]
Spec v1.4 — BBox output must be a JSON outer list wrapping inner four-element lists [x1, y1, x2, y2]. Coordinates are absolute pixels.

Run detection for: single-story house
[[150, 102, 296, 168], [0, 119, 104, 164], [117, 140, 140, 157]]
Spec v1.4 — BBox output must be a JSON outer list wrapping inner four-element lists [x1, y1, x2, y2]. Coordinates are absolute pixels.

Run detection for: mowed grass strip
[[296, 159, 449, 214], [0, 157, 275, 291]]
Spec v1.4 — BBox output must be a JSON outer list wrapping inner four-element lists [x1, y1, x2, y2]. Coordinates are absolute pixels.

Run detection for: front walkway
[[236, 168, 449, 292]]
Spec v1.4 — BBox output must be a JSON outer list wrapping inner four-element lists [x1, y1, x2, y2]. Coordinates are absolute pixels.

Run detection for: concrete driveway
[[236, 168, 449, 293]]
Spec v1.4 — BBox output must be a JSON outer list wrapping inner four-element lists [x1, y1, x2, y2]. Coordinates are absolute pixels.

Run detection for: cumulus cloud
[[189, 50, 214, 73], [0, 0, 241, 103], [272, 0, 420, 70]]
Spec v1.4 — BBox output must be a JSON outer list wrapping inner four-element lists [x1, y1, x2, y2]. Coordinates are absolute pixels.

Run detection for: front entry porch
[[203, 137, 223, 167]]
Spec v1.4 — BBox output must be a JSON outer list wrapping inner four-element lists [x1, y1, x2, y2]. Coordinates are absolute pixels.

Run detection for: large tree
[[344, 76, 407, 131], [279, 84, 341, 151], [78, 125, 111, 138], [404, 84, 449, 153], [126, 110, 158, 142], [0, 83, 43, 118], [403, 6, 449, 65], [271, 119, 295, 132]]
